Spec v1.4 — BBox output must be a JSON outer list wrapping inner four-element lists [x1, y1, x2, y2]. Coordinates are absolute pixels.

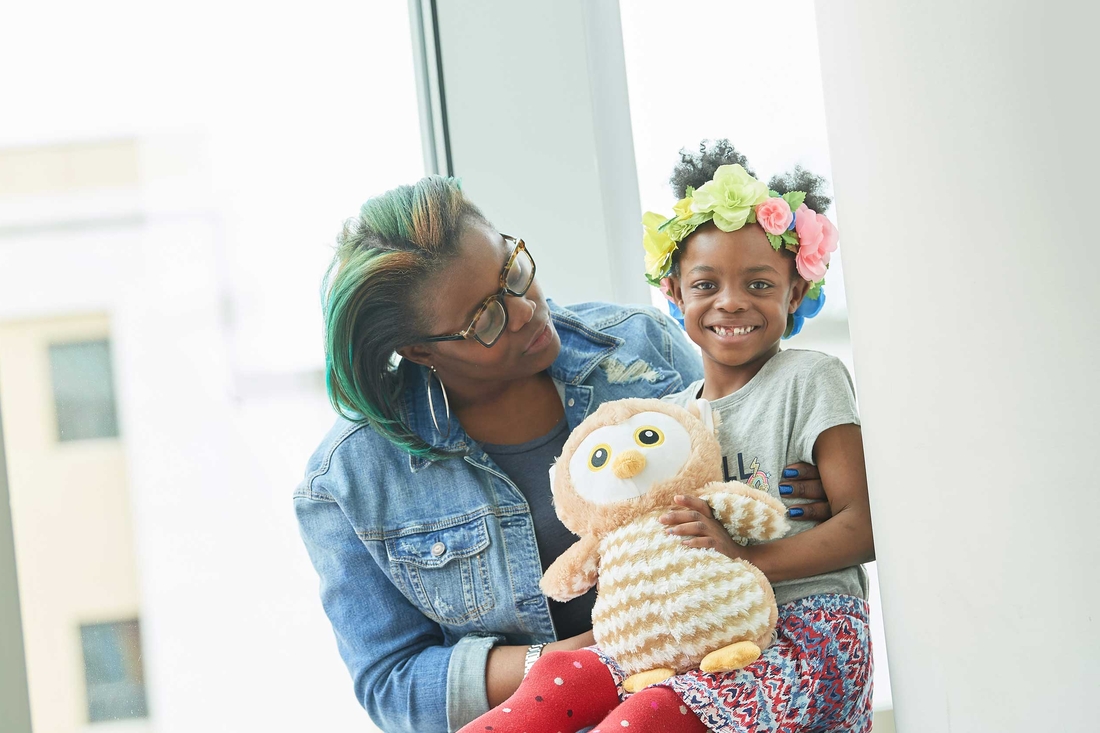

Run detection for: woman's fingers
[[779, 477, 826, 501], [778, 464, 832, 521], [782, 462, 819, 480], [786, 500, 833, 522]]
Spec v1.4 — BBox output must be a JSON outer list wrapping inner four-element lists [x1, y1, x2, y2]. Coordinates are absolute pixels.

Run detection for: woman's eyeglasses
[[421, 235, 536, 348]]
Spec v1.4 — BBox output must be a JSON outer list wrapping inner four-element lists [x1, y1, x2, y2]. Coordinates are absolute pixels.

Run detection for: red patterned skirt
[[591, 594, 873, 733]]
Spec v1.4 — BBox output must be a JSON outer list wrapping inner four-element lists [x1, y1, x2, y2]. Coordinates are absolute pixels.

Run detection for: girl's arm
[[748, 423, 875, 581], [661, 423, 874, 580]]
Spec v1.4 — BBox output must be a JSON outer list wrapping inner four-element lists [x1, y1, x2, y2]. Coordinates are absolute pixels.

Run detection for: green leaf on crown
[[806, 280, 824, 300], [746, 208, 757, 225], [782, 191, 807, 212], [685, 186, 696, 197], [769, 189, 782, 198], [781, 230, 799, 246], [766, 232, 783, 251]]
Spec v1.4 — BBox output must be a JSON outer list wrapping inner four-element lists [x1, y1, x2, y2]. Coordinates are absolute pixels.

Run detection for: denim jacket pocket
[[384, 514, 496, 626]]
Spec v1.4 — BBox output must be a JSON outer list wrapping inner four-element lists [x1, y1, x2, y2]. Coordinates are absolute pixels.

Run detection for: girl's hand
[[659, 495, 747, 561], [780, 463, 833, 521]]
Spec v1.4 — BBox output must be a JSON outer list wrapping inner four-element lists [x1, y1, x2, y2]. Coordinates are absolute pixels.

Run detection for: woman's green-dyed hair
[[323, 175, 489, 457]]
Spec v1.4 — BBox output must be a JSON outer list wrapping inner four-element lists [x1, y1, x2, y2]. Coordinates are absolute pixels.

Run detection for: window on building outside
[[48, 339, 120, 442], [80, 619, 148, 722]]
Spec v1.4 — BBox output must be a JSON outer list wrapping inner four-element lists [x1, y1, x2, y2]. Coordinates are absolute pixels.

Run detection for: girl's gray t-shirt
[[481, 417, 597, 639], [665, 349, 868, 606]]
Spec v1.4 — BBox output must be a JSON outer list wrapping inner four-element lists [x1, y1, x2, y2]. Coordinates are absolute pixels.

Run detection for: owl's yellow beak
[[612, 449, 646, 479]]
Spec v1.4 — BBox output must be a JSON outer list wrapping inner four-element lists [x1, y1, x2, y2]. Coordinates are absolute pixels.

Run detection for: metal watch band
[[523, 643, 547, 677]]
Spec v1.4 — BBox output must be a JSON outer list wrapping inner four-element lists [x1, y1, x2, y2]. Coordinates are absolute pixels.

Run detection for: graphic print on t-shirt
[[722, 452, 772, 494]]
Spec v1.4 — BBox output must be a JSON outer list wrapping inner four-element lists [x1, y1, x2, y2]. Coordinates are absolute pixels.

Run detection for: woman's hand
[[487, 629, 596, 706], [780, 463, 833, 521], [659, 495, 747, 561]]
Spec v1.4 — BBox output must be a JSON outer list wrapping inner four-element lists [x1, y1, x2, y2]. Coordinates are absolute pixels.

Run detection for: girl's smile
[[706, 323, 761, 338]]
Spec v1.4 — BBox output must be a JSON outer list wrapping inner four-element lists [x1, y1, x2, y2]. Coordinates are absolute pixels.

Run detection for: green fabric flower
[[690, 164, 769, 232]]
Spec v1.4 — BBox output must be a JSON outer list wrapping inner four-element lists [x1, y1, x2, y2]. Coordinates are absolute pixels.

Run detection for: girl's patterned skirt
[[591, 594, 873, 733]]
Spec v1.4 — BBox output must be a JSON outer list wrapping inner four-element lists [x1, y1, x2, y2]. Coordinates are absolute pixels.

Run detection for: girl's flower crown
[[642, 164, 837, 338]]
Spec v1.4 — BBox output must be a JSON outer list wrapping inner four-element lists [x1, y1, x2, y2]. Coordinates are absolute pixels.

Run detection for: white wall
[[815, 2, 1100, 731], [432, 0, 649, 306]]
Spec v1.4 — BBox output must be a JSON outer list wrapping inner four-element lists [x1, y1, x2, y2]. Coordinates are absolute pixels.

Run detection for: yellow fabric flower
[[672, 196, 693, 219], [660, 196, 704, 243], [643, 211, 677, 281], [690, 164, 769, 232]]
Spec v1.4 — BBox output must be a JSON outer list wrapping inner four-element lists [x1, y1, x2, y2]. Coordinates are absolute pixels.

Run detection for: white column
[[814, 2, 1099, 731], [424, 0, 648, 306]]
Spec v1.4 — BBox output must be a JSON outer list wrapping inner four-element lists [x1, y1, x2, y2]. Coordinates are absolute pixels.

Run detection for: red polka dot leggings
[[458, 649, 708, 733]]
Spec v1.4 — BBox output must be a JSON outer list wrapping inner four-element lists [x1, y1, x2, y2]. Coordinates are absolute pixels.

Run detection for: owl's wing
[[698, 481, 790, 544], [540, 535, 600, 602]]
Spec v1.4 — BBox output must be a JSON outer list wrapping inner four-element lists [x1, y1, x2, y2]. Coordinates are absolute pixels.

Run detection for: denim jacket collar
[[404, 301, 623, 471]]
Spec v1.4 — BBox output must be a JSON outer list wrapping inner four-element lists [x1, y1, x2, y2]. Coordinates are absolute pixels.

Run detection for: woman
[[295, 176, 827, 732]]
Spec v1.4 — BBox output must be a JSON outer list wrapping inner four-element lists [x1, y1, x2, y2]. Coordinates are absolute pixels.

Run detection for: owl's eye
[[634, 426, 664, 447], [588, 444, 611, 471]]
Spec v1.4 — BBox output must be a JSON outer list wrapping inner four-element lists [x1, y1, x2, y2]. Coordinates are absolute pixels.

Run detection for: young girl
[[461, 141, 875, 733]]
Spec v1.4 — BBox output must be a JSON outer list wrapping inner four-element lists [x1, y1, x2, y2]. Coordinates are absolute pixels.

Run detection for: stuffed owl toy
[[541, 397, 790, 692]]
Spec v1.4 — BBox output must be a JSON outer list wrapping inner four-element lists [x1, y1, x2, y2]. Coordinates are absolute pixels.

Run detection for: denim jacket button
[[430, 541, 446, 557], [567, 398, 575, 407]]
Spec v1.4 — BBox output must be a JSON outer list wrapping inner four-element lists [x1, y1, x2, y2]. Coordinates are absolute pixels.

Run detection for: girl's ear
[[666, 276, 686, 309], [788, 278, 811, 314]]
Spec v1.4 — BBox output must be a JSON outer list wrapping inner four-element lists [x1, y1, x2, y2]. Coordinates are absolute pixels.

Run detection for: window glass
[[0, 3, 422, 732], [80, 619, 148, 722], [49, 340, 120, 442]]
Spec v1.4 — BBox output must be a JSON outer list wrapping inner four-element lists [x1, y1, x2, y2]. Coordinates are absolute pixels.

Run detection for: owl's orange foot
[[622, 667, 676, 693], [700, 640, 761, 673]]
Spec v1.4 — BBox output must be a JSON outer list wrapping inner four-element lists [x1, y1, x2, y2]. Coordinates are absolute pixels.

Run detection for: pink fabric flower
[[755, 197, 793, 235], [793, 204, 838, 281]]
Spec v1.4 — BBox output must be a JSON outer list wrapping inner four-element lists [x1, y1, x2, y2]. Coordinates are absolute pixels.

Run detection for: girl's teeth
[[713, 325, 756, 336]]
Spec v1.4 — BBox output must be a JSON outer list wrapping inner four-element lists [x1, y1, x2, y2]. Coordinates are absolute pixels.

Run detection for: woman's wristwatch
[[523, 643, 547, 677]]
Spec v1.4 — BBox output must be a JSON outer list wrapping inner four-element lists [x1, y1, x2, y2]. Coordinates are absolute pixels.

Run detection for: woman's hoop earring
[[427, 366, 452, 441]]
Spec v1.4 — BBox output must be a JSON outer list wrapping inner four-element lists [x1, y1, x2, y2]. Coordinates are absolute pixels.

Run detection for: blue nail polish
[[782, 468, 799, 479], [779, 484, 793, 495], [788, 507, 804, 518]]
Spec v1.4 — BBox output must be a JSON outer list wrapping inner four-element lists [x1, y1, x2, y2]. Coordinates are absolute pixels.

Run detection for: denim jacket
[[294, 301, 702, 733]]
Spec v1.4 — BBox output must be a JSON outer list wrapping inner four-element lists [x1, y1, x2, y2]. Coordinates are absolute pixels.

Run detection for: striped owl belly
[[592, 513, 773, 675]]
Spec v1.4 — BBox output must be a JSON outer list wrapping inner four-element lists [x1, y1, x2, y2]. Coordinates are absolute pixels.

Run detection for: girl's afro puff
[[668, 139, 833, 214], [669, 139, 756, 199]]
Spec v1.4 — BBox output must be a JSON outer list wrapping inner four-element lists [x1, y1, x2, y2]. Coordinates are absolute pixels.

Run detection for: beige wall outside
[[0, 313, 144, 733]]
